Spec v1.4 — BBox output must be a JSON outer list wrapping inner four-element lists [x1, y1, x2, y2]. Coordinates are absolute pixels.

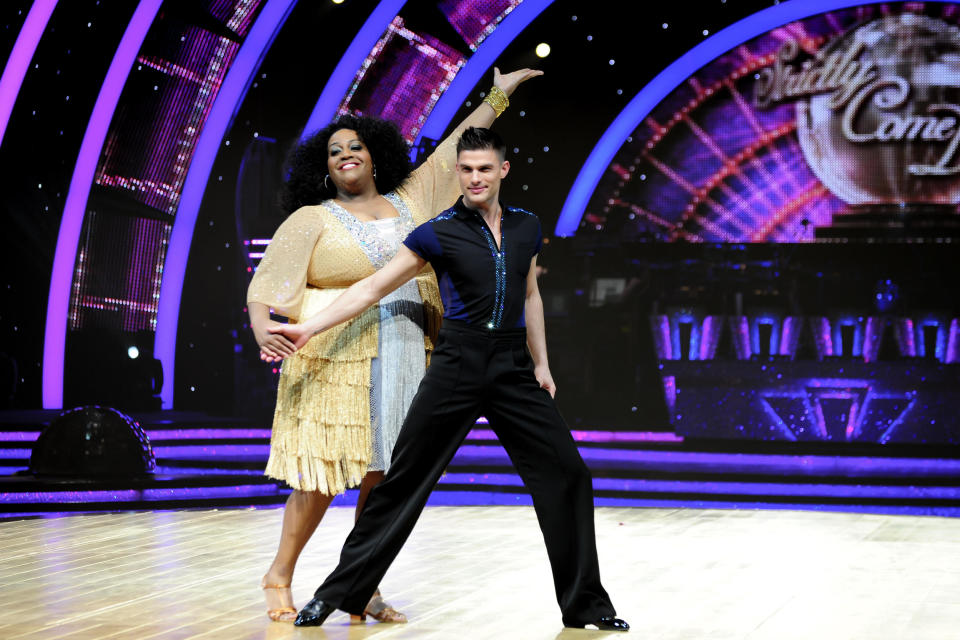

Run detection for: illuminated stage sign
[[758, 19, 960, 185], [592, 4, 960, 242]]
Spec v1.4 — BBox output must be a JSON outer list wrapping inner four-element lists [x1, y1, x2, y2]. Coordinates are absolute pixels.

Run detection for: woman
[[248, 67, 541, 623]]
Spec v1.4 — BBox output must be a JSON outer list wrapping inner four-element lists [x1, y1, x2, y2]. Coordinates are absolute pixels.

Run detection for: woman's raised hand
[[493, 67, 543, 97]]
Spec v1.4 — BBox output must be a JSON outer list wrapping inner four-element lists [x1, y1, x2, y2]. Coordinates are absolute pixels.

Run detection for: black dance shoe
[[587, 616, 630, 631], [293, 597, 336, 627]]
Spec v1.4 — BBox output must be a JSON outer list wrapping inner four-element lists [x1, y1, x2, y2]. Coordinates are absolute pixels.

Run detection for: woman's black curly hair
[[279, 114, 412, 214]]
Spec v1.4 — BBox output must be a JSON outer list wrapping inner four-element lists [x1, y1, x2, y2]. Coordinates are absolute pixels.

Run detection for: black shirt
[[403, 196, 542, 329]]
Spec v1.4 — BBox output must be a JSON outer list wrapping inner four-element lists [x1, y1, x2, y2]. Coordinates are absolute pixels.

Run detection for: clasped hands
[[257, 321, 311, 363]]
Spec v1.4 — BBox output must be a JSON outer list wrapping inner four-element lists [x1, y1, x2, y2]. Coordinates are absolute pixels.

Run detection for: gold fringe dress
[[247, 134, 461, 495]]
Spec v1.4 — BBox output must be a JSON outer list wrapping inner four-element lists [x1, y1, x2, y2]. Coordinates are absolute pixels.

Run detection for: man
[[266, 127, 628, 631]]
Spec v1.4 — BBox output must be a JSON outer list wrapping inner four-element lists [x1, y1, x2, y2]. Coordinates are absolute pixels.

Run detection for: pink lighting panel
[[337, 16, 465, 143], [70, 214, 171, 332], [439, 0, 521, 50], [94, 14, 255, 214], [70, 1, 262, 333]]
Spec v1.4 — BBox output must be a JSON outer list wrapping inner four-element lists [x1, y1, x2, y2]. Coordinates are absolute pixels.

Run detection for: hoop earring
[[373, 165, 377, 180], [324, 174, 332, 191]]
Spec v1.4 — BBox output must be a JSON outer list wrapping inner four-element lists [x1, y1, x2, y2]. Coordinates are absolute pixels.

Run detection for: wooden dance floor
[[2, 505, 960, 639]]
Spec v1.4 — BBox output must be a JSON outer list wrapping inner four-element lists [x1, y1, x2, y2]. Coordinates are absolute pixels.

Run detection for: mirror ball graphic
[[795, 14, 960, 207], [590, 4, 960, 242]]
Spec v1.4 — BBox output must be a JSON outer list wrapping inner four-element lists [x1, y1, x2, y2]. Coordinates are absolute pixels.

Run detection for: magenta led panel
[[94, 6, 259, 214], [439, 0, 521, 50], [337, 16, 465, 142], [69, 1, 261, 335], [69, 216, 170, 332]]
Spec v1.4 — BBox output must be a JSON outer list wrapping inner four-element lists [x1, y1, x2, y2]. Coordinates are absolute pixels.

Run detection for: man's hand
[[534, 364, 557, 398], [493, 67, 543, 97]]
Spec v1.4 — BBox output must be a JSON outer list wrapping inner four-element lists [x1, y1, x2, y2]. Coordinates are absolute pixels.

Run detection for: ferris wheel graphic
[[586, 3, 960, 243]]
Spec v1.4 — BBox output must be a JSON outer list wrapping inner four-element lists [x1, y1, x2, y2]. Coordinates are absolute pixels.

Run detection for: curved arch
[[751, 183, 830, 242], [154, 0, 297, 408], [552, 0, 945, 237], [155, 0, 413, 408], [414, 0, 554, 146], [42, 0, 163, 408], [0, 0, 58, 148], [301, 0, 407, 139], [681, 122, 798, 240]]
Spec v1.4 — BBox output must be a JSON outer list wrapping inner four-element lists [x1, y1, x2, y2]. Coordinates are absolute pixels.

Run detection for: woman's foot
[[261, 580, 297, 622]]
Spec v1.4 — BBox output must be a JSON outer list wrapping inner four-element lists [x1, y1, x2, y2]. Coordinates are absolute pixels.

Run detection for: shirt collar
[[453, 195, 510, 219]]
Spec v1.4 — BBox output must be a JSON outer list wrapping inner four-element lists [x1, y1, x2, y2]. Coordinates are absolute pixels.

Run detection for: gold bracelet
[[483, 85, 509, 118]]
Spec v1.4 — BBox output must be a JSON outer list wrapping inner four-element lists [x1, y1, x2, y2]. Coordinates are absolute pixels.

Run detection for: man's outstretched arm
[[524, 255, 556, 397], [263, 246, 426, 361]]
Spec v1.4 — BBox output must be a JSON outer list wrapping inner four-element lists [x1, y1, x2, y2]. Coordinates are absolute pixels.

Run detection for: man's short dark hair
[[456, 126, 506, 161]]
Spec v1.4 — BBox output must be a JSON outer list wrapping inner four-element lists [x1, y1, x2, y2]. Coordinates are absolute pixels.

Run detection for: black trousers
[[314, 320, 616, 626]]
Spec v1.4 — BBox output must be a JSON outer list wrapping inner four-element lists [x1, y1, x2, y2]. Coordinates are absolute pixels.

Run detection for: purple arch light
[[414, 0, 554, 146], [42, 0, 164, 409], [154, 0, 297, 408], [301, 0, 407, 139], [0, 0, 58, 148], [553, 0, 924, 237]]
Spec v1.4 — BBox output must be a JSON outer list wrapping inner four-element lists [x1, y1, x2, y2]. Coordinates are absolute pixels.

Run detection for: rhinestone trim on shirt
[[473, 212, 505, 330]]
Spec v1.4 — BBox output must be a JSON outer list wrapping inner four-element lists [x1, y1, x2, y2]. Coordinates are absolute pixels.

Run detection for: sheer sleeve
[[401, 127, 464, 223], [246, 206, 325, 319]]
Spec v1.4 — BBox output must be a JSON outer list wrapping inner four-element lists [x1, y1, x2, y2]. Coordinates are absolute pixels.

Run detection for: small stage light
[[536, 42, 551, 58], [127, 346, 140, 359]]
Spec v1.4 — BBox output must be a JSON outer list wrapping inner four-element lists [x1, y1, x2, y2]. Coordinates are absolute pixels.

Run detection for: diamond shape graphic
[[761, 382, 915, 443], [857, 395, 918, 443], [759, 396, 811, 441], [806, 385, 870, 441]]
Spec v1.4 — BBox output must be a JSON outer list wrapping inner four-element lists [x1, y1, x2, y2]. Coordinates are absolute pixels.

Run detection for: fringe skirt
[[263, 276, 439, 495]]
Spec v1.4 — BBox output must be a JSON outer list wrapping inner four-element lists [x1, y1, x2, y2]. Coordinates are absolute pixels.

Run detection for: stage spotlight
[[29, 405, 155, 477], [127, 346, 140, 359], [536, 42, 551, 58], [331, 0, 344, 4]]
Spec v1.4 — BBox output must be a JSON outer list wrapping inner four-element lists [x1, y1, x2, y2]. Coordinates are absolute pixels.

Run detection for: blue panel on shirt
[[404, 218, 470, 320], [438, 273, 468, 321], [402, 222, 444, 263]]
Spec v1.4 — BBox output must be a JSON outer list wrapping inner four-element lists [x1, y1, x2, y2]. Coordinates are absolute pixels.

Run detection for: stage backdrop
[[561, 2, 960, 443], [583, 3, 960, 243]]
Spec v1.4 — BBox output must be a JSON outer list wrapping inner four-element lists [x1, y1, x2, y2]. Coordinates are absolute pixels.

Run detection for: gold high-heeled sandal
[[261, 582, 297, 622]]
